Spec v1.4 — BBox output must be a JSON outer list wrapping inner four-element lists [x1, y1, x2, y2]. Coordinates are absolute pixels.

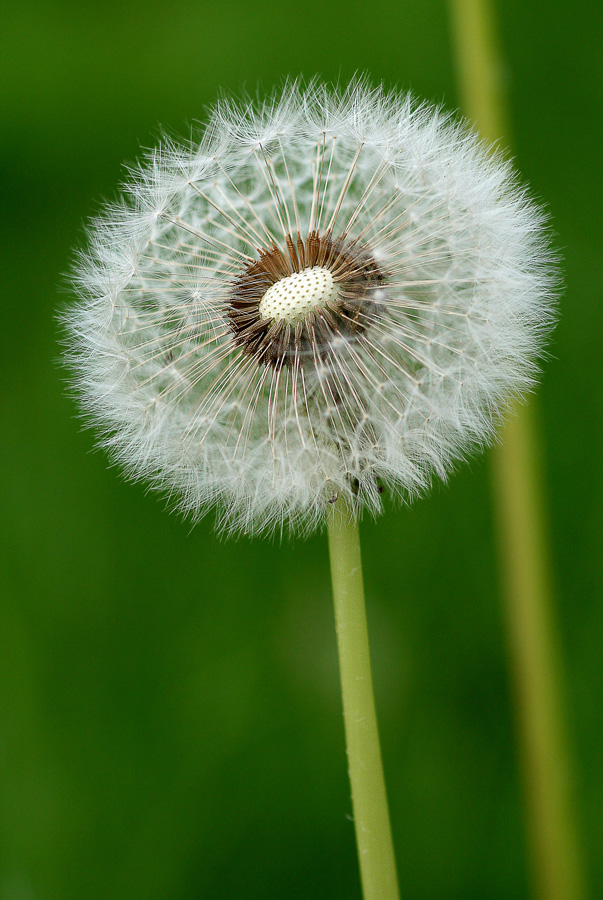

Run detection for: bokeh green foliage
[[1, 0, 602, 897]]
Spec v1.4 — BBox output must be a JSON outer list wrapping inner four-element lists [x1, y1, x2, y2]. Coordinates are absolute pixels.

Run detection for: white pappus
[[64, 79, 557, 535]]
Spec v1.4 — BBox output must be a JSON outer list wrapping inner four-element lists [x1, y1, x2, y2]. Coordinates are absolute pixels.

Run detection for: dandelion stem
[[449, 1, 587, 898], [492, 407, 587, 900], [327, 496, 400, 900]]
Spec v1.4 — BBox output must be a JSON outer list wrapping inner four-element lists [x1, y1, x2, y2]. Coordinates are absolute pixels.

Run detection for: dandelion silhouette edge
[[64, 79, 557, 536]]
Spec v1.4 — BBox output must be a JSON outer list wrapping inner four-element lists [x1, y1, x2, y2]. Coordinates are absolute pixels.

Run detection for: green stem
[[327, 495, 400, 900], [448, 2, 587, 898], [492, 408, 586, 900]]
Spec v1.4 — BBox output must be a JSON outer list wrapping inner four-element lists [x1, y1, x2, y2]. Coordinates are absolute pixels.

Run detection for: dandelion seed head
[[64, 79, 557, 536]]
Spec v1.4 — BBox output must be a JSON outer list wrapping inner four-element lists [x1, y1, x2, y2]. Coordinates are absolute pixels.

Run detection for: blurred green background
[[1, 0, 602, 897]]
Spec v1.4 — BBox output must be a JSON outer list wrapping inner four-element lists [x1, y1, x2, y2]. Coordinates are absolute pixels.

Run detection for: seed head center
[[258, 266, 338, 326]]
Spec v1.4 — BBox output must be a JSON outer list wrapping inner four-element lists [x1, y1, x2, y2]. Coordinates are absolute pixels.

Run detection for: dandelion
[[64, 79, 557, 900], [65, 79, 555, 537]]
